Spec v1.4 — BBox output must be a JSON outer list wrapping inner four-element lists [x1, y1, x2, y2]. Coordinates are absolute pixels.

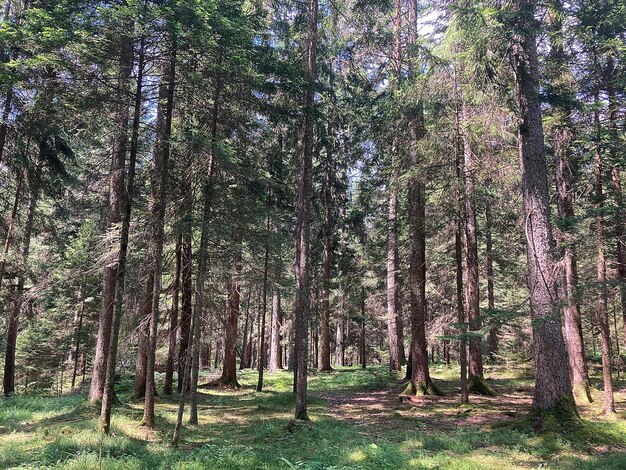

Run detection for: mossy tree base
[[468, 376, 497, 396], [572, 383, 593, 404], [399, 380, 443, 401], [509, 394, 581, 433]]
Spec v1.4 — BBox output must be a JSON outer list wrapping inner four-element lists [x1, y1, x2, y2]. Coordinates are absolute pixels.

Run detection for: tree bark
[[593, 88, 615, 415], [100, 32, 145, 433], [485, 200, 499, 359], [546, 0, 590, 401], [257, 189, 272, 391], [163, 235, 182, 395], [508, 0, 576, 423], [133, 272, 153, 399], [177, 232, 192, 391], [222, 233, 243, 387], [143, 34, 177, 428], [89, 32, 133, 404], [404, 0, 438, 397], [269, 290, 283, 372], [319, 151, 333, 371], [293, 0, 317, 421]]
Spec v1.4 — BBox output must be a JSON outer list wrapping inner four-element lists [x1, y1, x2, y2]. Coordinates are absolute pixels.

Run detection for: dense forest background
[[0, 0, 625, 449]]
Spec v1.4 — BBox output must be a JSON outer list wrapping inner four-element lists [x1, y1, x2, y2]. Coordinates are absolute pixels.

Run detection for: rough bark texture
[[593, 92, 615, 415], [163, 235, 182, 395], [269, 290, 283, 372], [89, 34, 133, 404], [546, 0, 590, 401], [319, 155, 333, 371], [222, 234, 243, 387], [509, 0, 576, 424], [461, 104, 487, 393], [293, 0, 317, 421], [485, 200, 499, 358], [177, 232, 192, 392], [404, 0, 437, 397], [143, 38, 176, 427], [100, 34, 144, 433], [133, 273, 153, 399]]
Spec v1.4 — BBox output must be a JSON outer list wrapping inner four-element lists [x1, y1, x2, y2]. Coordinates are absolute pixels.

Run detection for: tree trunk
[[485, 200, 499, 359], [100, 32, 145, 433], [3, 171, 38, 396], [240, 288, 252, 369], [269, 290, 283, 372], [257, 190, 272, 391], [222, 234, 243, 387], [461, 104, 491, 395], [404, 0, 438, 397], [143, 34, 177, 428], [71, 293, 85, 390], [319, 154, 333, 371], [133, 272, 153, 399], [163, 235, 182, 395], [335, 317, 344, 366], [0, 170, 23, 291], [546, 0, 590, 402], [293, 0, 317, 421], [593, 89, 615, 415], [508, 0, 576, 424], [89, 33, 133, 404], [177, 233, 192, 392]]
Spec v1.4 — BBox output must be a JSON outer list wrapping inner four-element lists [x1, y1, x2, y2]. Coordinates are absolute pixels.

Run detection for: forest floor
[[0, 362, 625, 469]]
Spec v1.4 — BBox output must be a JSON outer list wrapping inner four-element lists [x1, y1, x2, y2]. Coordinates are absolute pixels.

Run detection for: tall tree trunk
[[404, 0, 438, 397], [240, 288, 251, 369], [509, 0, 576, 423], [293, 0, 317, 421], [177, 233, 192, 391], [461, 104, 491, 395], [485, 200, 499, 359], [386, 0, 403, 373], [163, 235, 182, 395], [100, 33, 145, 433], [593, 88, 615, 415], [143, 34, 177, 428], [335, 317, 344, 366], [133, 272, 153, 399], [222, 233, 243, 387], [3, 170, 38, 396], [319, 155, 333, 371], [360, 287, 367, 369], [257, 190, 272, 391], [89, 33, 133, 404], [71, 291, 85, 390], [269, 290, 283, 372], [546, 0, 590, 402]]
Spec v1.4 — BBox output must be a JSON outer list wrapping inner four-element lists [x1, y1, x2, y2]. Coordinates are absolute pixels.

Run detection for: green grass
[[0, 366, 624, 469]]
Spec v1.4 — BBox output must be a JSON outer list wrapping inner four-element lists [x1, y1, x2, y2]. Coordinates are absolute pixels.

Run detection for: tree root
[[468, 376, 497, 396]]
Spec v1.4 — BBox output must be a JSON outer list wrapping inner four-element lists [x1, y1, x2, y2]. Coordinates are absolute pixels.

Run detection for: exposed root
[[398, 379, 443, 401]]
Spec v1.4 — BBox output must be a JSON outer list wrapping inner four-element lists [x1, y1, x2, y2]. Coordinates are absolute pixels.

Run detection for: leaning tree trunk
[[89, 33, 133, 404], [509, 0, 576, 426], [3, 170, 38, 396], [143, 35, 176, 428], [293, 0, 317, 421]]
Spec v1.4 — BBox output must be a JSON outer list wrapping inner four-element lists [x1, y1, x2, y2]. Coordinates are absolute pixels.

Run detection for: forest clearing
[[1, 365, 625, 469], [1, 0, 626, 468]]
